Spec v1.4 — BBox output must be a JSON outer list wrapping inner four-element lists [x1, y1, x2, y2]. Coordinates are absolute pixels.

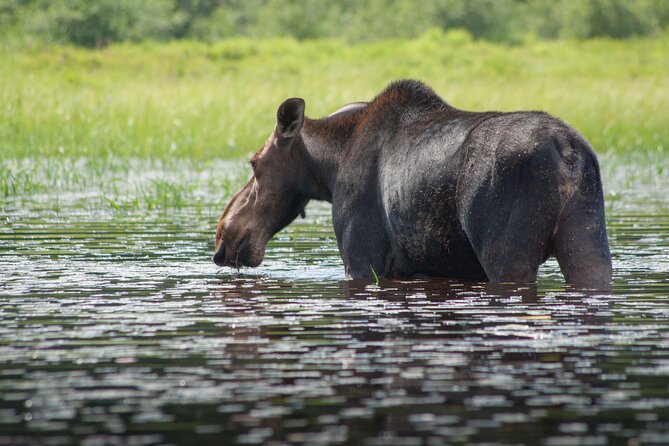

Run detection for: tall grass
[[0, 156, 246, 211], [1, 30, 668, 162]]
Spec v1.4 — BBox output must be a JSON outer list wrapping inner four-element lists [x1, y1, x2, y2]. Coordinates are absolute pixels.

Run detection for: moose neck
[[299, 113, 361, 203]]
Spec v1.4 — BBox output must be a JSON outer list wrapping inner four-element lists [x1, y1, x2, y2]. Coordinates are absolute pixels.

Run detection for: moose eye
[[250, 160, 257, 173]]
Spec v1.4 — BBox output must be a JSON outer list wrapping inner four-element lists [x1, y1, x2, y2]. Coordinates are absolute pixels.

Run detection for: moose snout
[[213, 244, 226, 266]]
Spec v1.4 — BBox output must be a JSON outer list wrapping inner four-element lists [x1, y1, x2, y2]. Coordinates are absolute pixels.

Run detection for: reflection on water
[[1, 158, 668, 445]]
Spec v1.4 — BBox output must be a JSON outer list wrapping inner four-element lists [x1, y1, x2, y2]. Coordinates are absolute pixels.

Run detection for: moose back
[[214, 80, 612, 289]]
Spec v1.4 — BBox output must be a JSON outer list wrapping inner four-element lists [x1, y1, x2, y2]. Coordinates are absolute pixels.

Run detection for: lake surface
[[1, 154, 668, 445]]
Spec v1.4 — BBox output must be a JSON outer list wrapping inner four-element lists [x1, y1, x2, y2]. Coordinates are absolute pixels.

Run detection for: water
[[1, 155, 668, 445]]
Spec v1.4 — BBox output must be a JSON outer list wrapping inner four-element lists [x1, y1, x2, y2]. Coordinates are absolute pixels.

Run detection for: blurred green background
[[3, 0, 669, 46], [1, 0, 668, 165]]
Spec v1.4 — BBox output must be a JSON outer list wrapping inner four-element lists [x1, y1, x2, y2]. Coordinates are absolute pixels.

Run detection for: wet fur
[[217, 80, 612, 289]]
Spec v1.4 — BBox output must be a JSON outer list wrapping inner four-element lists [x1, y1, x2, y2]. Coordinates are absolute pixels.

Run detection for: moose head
[[213, 98, 311, 268]]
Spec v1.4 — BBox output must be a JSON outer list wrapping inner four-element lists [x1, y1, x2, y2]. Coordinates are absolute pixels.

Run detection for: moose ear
[[276, 97, 305, 140]]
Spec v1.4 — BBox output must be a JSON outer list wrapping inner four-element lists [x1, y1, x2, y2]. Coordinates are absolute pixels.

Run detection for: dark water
[[1, 156, 668, 445]]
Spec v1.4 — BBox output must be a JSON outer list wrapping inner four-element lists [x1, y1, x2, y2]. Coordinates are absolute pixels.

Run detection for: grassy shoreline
[[1, 32, 668, 162]]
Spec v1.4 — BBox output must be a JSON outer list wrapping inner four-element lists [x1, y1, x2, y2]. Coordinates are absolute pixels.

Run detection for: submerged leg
[[552, 160, 612, 290], [459, 144, 559, 284], [471, 207, 554, 284]]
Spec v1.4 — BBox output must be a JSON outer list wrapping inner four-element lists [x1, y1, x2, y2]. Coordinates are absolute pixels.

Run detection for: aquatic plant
[[370, 264, 380, 286]]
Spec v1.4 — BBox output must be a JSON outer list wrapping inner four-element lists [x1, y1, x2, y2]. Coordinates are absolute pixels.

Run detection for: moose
[[214, 80, 612, 289]]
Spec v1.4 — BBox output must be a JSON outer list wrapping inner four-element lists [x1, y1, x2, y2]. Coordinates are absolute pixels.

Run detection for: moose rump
[[214, 80, 612, 289]]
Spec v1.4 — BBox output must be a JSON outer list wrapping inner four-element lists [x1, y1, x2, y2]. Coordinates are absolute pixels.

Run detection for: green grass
[[370, 264, 380, 286], [0, 156, 247, 211], [1, 30, 668, 163]]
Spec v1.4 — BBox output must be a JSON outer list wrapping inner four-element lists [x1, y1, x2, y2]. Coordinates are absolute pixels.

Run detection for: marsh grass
[[0, 156, 248, 212], [101, 179, 194, 210], [370, 264, 380, 286], [1, 32, 667, 209], [0, 163, 40, 197], [1, 31, 668, 164]]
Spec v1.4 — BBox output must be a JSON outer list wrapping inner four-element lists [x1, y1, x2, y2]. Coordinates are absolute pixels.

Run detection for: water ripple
[[1, 160, 668, 445]]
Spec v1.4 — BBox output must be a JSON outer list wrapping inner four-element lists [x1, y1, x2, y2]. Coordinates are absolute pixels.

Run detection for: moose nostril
[[213, 245, 226, 266]]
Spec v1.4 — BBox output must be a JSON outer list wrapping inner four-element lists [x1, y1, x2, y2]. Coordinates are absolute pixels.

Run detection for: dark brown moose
[[214, 80, 612, 289]]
